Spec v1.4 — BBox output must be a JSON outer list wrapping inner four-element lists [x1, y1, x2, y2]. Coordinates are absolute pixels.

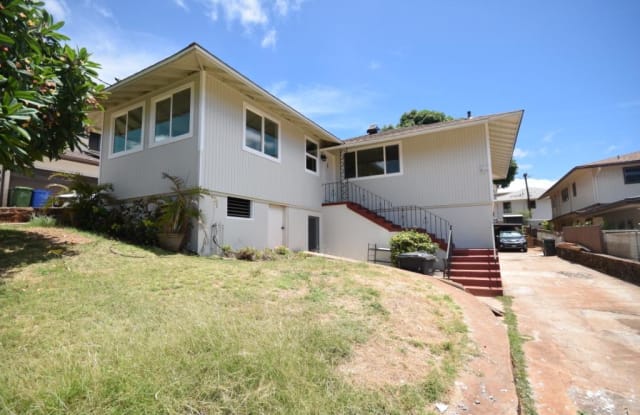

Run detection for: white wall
[[429, 204, 495, 248], [596, 164, 640, 203], [100, 74, 201, 199], [322, 204, 397, 262]]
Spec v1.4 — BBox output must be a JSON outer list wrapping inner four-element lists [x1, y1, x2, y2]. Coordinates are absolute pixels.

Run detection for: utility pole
[[523, 173, 532, 218]]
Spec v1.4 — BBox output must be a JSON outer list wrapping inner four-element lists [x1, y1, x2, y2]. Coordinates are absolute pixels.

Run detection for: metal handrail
[[322, 181, 451, 242], [444, 225, 453, 278]]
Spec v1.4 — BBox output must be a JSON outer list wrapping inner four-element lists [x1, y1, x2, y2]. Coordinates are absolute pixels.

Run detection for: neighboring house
[[0, 136, 100, 207], [95, 43, 523, 261], [494, 187, 551, 226], [539, 151, 640, 230]]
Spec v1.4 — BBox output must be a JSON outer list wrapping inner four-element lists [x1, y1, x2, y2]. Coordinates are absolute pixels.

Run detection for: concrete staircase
[[449, 248, 503, 297], [335, 202, 449, 251]]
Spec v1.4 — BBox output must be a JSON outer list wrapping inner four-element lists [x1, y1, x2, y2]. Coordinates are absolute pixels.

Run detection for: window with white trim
[[227, 197, 251, 218], [305, 138, 318, 173], [152, 86, 192, 144], [345, 143, 401, 179], [111, 104, 144, 155], [244, 107, 279, 159]]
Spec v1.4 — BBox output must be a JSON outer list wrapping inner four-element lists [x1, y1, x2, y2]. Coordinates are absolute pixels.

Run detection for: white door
[[268, 205, 285, 247], [320, 152, 337, 184]]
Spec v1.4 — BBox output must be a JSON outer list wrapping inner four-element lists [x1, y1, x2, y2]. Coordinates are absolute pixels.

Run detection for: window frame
[[623, 165, 640, 184], [561, 188, 569, 202], [572, 182, 577, 197], [149, 82, 194, 148], [304, 137, 319, 175], [344, 142, 402, 180], [503, 201, 512, 213], [226, 196, 253, 219], [242, 103, 281, 162], [108, 101, 145, 159]]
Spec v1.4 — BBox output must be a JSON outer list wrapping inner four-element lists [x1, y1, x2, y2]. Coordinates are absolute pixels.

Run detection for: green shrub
[[274, 245, 290, 255], [235, 247, 259, 261], [220, 244, 233, 257], [28, 215, 57, 227], [390, 230, 437, 265]]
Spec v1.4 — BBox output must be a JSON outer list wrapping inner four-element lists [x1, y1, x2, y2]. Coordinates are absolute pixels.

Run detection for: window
[[305, 138, 319, 173], [244, 107, 279, 159], [112, 105, 143, 155], [227, 197, 251, 218], [623, 166, 640, 184], [344, 143, 401, 179], [561, 188, 569, 202], [152, 85, 192, 144], [529, 200, 537, 209], [572, 182, 577, 197], [503, 201, 512, 213]]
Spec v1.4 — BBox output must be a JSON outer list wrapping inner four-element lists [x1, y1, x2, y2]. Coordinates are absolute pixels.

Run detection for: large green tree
[[0, 0, 104, 171], [397, 109, 453, 127], [493, 158, 518, 188]]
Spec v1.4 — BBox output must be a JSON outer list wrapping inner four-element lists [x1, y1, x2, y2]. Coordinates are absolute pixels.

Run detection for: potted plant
[[156, 173, 213, 251]]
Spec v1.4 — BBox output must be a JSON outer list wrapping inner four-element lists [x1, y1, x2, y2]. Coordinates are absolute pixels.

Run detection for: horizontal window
[[305, 138, 318, 173], [345, 143, 401, 179], [152, 85, 192, 144], [227, 197, 251, 218], [112, 105, 144, 155], [244, 107, 279, 159], [623, 166, 640, 184]]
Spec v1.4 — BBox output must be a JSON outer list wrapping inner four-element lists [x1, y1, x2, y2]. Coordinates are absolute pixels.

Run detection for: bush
[[28, 215, 57, 227], [390, 230, 437, 265], [274, 245, 290, 256], [235, 247, 259, 261], [220, 245, 234, 257]]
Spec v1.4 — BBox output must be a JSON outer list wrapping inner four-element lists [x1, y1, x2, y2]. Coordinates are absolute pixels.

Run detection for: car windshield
[[500, 231, 523, 238]]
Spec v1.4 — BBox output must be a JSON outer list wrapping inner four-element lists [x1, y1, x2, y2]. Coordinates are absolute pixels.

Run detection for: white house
[[539, 151, 640, 230], [494, 187, 551, 226], [96, 43, 523, 261]]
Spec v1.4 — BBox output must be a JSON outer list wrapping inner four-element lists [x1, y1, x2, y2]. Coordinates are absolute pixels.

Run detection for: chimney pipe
[[467, 111, 472, 119]]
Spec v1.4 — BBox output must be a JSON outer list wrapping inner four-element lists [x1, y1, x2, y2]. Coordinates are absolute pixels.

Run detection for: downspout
[[484, 122, 497, 258], [196, 59, 208, 253], [0, 166, 5, 206]]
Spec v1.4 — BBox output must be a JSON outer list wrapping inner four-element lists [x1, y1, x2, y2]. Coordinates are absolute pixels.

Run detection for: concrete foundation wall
[[603, 230, 640, 261]]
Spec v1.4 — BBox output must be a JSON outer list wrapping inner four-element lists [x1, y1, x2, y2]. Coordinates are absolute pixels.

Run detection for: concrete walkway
[[500, 247, 640, 415]]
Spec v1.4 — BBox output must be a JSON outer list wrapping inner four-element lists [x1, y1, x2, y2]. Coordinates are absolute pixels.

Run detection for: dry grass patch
[[0, 226, 470, 414]]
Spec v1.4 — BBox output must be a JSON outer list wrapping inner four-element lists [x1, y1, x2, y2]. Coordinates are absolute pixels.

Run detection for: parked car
[[498, 230, 527, 252]]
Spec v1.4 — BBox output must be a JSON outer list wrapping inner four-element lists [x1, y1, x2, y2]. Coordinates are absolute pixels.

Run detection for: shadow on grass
[[0, 228, 81, 281]]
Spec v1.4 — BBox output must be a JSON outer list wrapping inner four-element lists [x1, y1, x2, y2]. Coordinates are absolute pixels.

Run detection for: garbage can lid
[[397, 251, 436, 259], [14, 186, 33, 191]]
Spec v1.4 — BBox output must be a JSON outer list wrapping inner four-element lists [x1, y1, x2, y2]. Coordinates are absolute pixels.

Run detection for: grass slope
[[0, 226, 468, 414]]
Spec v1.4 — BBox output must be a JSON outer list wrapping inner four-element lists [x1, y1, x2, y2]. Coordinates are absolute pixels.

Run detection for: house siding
[[99, 73, 201, 199], [596, 164, 640, 203], [199, 74, 323, 210]]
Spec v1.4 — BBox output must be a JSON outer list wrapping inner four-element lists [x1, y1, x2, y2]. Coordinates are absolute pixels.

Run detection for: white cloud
[[542, 129, 561, 143], [513, 147, 528, 159], [94, 5, 112, 18], [261, 29, 277, 48], [501, 177, 557, 193], [274, 0, 303, 16], [175, 0, 189, 10], [206, 0, 268, 27], [43, 0, 70, 21], [519, 164, 533, 171], [369, 61, 381, 70]]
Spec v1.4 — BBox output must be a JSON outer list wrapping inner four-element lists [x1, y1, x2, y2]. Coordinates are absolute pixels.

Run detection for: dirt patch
[[24, 227, 93, 245], [336, 269, 462, 389]]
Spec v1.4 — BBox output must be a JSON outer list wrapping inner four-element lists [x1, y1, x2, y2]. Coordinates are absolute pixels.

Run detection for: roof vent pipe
[[367, 124, 380, 135], [467, 111, 472, 119]]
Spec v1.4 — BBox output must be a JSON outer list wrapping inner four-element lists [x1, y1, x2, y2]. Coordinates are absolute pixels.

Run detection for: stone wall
[[557, 246, 640, 286]]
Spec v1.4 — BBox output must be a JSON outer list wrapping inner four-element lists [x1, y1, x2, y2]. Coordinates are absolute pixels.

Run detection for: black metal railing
[[322, 181, 452, 243], [444, 225, 454, 278]]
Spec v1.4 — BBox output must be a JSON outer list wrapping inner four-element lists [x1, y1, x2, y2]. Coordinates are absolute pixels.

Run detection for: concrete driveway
[[499, 247, 640, 415]]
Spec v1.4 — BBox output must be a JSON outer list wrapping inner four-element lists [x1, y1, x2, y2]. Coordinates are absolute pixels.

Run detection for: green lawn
[[0, 226, 469, 414]]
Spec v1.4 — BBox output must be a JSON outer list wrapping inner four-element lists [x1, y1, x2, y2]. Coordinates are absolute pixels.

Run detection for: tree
[[493, 158, 518, 188], [397, 109, 453, 127], [0, 0, 104, 171]]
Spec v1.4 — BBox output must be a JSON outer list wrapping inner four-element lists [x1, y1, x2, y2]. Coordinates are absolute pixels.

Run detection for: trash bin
[[543, 238, 556, 256], [397, 251, 436, 275], [11, 186, 33, 207], [31, 189, 51, 208]]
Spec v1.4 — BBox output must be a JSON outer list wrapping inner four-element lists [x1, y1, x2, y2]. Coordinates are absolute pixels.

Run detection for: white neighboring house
[[539, 151, 640, 230], [96, 43, 523, 261], [494, 187, 551, 226]]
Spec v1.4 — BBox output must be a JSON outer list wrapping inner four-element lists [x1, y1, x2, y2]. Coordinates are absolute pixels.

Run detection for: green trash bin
[[11, 186, 33, 207]]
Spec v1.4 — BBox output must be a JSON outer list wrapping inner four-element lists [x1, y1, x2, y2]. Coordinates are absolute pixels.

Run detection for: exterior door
[[308, 216, 320, 252], [268, 205, 285, 247]]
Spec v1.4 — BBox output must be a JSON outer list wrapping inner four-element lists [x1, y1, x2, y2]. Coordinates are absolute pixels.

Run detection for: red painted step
[[448, 248, 503, 297], [449, 276, 502, 288], [449, 261, 500, 270]]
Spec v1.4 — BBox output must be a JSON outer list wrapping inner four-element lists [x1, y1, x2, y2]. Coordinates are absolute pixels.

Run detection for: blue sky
[[45, 0, 640, 191]]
